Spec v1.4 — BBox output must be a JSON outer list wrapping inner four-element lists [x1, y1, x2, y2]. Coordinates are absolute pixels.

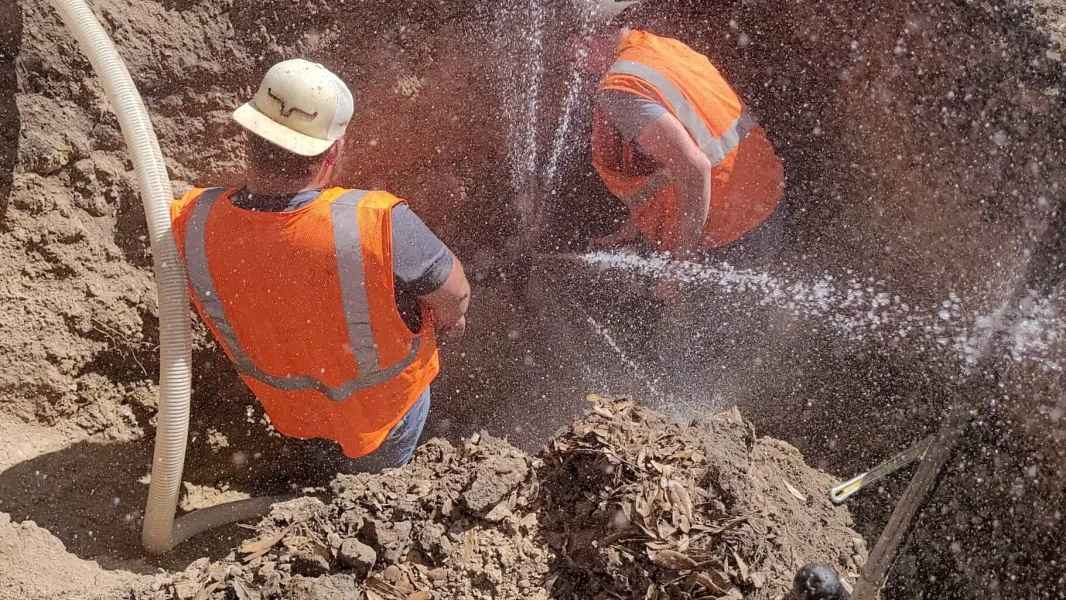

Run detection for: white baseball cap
[[233, 59, 354, 157]]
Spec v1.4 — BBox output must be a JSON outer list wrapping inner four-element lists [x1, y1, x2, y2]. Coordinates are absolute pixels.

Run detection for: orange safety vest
[[170, 187, 440, 458], [592, 30, 785, 250]]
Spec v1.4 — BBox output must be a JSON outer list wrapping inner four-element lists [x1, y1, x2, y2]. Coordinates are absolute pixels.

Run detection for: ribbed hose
[[48, 0, 189, 554], [49, 0, 284, 555]]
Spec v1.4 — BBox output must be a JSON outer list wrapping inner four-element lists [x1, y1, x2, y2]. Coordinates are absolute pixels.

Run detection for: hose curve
[[49, 0, 282, 554]]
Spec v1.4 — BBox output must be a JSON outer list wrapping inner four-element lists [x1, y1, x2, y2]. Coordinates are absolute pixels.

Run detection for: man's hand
[[418, 253, 471, 341], [439, 315, 467, 341]]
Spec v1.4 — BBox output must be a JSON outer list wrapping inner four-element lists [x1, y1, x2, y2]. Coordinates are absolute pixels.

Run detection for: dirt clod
[[132, 396, 861, 600], [338, 538, 377, 576], [289, 574, 358, 600]]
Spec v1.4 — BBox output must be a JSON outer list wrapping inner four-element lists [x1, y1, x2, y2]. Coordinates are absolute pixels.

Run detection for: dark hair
[[245, 134, 327, 181]]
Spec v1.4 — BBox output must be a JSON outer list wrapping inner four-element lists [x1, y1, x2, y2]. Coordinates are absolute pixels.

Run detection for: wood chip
[[691, 570, 730, 595], [782, 479, 807, 502], [193, 581, 222, 600], [732, 549, 750, 581], [648, 548, 699, 570], [664, 480, 694, 533], [239, 525, 291, 562], [230, 579, 260, 600]]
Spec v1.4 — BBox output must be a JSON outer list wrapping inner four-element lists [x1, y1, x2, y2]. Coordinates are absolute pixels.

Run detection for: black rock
[[792, 562, 851, 600]]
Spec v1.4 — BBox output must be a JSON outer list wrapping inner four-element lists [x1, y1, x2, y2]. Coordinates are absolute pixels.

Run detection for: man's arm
[[418, 254, 470, 339], [635, 112, 713, 257], [390, 204, 471, 340]]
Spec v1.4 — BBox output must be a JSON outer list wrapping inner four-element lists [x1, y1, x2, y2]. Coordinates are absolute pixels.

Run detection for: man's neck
[[245, 176, 319, 196]]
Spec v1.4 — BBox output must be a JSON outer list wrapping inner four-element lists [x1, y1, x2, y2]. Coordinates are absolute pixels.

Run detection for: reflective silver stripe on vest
[[331, 191, 380, 371], [184, 188, 421, 402], [609, 59, 758, 201]]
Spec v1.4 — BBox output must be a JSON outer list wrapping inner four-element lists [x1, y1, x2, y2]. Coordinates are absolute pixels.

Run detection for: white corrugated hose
[[49, 0, 285, 554]]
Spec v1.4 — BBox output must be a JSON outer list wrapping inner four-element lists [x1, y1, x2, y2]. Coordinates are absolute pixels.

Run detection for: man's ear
[[324, 139, 344, 166], [316, 138, 345, 186]]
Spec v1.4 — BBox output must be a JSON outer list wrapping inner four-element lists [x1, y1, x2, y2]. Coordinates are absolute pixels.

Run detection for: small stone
[[460, 454, 528, 515], [173, 579, 200, 600], [368, 520, 413, 564], [382, 564, 403, 583], [289, 574, 358, 600], [418, 522, 451, 563], [338, 538, 377, 576], [427, 567, 448, 582], [291, 542, 332, 576], [339, 510, 364, 534], [792, 562, 850, 600]]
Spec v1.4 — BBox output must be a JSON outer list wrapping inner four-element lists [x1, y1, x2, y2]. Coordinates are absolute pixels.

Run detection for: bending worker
[[585, 1, 786, 260], [170, 59, 471, 471]]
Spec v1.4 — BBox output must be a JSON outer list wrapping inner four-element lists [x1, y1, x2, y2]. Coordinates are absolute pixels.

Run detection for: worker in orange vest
[[170, 59, 471, 472], [583, 1, 786, 261]]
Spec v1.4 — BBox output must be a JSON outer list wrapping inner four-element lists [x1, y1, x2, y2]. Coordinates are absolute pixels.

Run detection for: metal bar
[[829, 434, 935, 505]]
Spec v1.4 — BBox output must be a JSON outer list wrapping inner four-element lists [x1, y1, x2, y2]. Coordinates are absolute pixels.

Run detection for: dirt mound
[[0, 513, 139, 600], [131, 397, 863, 600]]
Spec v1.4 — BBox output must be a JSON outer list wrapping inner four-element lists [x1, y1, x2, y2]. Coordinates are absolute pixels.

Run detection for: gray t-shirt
[[597, 90, 668, 144], [231, 189, 453, 332]]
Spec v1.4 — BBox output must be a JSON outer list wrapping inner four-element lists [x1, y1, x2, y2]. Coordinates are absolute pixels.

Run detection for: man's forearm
[[671, 166, 712, 257], [631, 112, 713, 256], [419, 255, 471, 339]]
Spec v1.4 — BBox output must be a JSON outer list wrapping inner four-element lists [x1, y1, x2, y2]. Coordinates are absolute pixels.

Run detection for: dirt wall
[[2, 0, 1066, 598]]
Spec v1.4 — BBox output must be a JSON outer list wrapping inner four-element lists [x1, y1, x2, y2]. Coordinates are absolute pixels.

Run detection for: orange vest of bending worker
[[592, 30, 785, 250], [170, 187, 440, 458]]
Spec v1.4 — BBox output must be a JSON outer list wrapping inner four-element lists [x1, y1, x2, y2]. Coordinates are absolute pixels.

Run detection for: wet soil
[[2, 0, 1066, 598]]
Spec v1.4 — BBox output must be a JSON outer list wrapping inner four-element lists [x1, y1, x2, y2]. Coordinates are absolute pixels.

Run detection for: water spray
[[853, 204, 1065, 598], [564, 250, 1063, 372]]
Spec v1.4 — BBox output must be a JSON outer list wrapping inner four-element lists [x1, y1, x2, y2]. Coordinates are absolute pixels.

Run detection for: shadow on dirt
[[0, 344, 349, 572], [0, 1, 22, 227]]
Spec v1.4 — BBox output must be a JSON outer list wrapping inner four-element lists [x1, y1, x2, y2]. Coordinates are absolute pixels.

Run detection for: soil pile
[[2, 0, 1065, 598], [132, 396, 863, 600]]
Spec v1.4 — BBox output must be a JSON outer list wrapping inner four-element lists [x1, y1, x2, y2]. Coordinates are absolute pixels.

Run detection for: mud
[[129, 397, 863, 600]]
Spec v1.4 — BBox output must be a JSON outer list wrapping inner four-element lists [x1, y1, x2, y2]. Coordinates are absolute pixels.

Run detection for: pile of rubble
[[135, 397, 864, 599]]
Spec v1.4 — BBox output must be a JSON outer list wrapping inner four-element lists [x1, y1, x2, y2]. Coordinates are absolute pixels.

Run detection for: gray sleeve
[[390, 204, 454, 296], [597, 90, 669, 143]]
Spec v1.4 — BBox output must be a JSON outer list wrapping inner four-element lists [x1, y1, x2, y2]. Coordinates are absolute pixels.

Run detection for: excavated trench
[[1, 0, 1065, 598]]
